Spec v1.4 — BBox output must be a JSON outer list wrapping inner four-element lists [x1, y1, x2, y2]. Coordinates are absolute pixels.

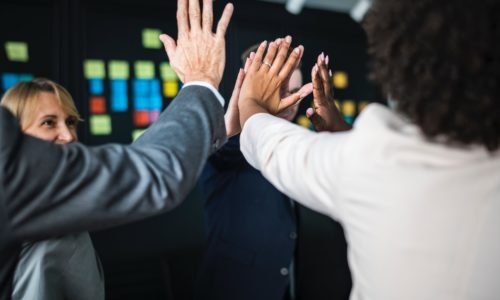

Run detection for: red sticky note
[[89, 96, 107, 114], [134, 110, 150, 127]]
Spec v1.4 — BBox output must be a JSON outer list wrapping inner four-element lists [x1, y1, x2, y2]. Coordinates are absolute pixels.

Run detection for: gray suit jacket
[[0, 85, 226, 299]]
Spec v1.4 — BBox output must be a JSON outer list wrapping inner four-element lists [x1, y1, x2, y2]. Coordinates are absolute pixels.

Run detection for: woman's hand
[[306, 53, 352, 132]]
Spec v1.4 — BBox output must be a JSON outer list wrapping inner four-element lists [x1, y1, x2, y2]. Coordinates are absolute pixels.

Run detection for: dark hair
[[363, 0, 500, 151]]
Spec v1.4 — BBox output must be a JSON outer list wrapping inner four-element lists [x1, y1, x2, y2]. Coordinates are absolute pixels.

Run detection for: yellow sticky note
[[333, 71, 348, 89], [132, 129, 146, 141], [109, 60, 129, 79], [160, 62, 178, 80], [163, 80, 179, 97], [135, 60, 155, 79], [297, 115, 311, 128], [90, 115, 112, 135], [142, 28, 162, 49], [342, 100, 356, 116], [5, 41, 29, 62], [358, 101, 370, 112], [84, 59, 106, 79]]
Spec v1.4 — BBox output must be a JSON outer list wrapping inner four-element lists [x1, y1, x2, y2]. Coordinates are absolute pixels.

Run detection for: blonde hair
[[0, 78, 81, 130]]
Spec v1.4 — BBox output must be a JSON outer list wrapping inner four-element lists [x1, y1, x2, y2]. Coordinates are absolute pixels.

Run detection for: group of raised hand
[[159, 0, 351, 136]]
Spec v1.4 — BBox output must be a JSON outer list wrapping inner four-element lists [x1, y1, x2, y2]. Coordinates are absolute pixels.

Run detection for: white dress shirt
[[241, 103, 500, 300]]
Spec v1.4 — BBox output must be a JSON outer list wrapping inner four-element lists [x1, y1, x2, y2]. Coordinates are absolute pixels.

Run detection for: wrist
[[184, 74, 220, 90]]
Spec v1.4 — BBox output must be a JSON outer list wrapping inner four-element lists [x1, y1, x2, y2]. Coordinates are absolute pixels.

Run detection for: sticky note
[[342, 100, 356, 116], [297, 115, 312, 129], [333, 71, 348, 89], [110, 79, 127, 93], [2, 73, 18, 90], [134, 61, 155, 79], [89, 79, 104, 95], [163, 80, 178, 97], [132, 129, 146, 141], [343, 116, 354, 125], [89, 96, 107, 114], [133, 96, 150, 110], [160, 62, 178, 80], [149, 110, 161, 123], [5, 42, 29, 62], [150, 96, 163, 110], [134, 110, 150, 127], [133, 79, 150, 97], [142, 28, 162, 49], [84, 60, 106, 79], [358, 101, 369, 112], [150, 79, 161, 95], [111, 93, 128, 112], [18, 73, 33, 82], [109, 60, 129, 79], [90, 115, 112, 135]]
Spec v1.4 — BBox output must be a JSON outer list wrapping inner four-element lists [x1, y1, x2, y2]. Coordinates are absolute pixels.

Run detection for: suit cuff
[[182, 81, 225, 106]]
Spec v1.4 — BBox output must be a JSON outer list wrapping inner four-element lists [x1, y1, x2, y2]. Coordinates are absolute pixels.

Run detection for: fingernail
[[314, 64, 319, 73], [261, 40, 267, 47], [286, 35, 292, 43], [276, 38, 282, 45], [325, 55, 329, 65], [250, 52, 256, 59], [329, 69, 333, 77], [320, 52, 325, 61], [294, 46, 300, 54]]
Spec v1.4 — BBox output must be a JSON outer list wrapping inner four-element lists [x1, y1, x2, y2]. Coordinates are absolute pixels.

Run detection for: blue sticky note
[[133, 96, 150, 110], [18, 73, 33, 82], [2, 73, 18, 91], [89, 79, 104, 95], [111, 79, 127, 93], [111, 93, 128, 112], [150, 95, 163, 110], [133, 79, 150, 98], [150, 79, 161, 94]]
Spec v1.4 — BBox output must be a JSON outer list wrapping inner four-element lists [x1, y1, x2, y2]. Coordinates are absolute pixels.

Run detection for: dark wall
[[0, 0, 381, 299]]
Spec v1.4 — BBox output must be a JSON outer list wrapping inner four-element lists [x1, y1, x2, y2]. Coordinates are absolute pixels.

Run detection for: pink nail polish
[[325, 55, 329, 65], [329, 69, 333, 77]]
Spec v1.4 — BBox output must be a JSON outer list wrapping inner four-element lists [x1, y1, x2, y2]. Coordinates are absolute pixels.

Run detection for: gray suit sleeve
[[0, 85, 226, 248]]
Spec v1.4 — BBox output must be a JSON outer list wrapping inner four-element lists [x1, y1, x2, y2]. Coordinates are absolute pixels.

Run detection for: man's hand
[[159, 0, 234, 89], [306, 53, 352, 132], [238, 36, 312, 127]]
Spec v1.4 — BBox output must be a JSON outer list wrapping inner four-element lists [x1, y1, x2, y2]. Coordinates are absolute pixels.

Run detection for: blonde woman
[[1, 78, 104, 299]]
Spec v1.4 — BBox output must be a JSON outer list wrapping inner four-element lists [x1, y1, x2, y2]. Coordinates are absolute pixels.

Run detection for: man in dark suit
[[194, 42, 307, 300], [0, 0, 233, 298]]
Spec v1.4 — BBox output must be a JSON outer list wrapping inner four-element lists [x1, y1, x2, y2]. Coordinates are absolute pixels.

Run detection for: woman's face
[[24, 92, 78, 144]]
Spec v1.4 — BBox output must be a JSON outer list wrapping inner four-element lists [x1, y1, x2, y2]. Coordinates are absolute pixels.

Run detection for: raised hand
[[238, 36, 312, 127], [306, 53, 352, 132], [225, 57, 252, 137], [159, 0, 234, 89]]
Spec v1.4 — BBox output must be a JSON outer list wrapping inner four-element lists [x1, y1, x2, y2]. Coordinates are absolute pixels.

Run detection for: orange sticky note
[[89, 96, 107, 114]]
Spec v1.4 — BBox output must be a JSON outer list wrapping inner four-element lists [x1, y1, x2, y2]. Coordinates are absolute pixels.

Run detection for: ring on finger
[[262, 60, 272, 68]]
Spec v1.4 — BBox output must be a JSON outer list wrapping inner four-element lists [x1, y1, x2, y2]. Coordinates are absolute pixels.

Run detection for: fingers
[[278, 82, 311, 112], [234, 67, 245, 91], [160, 34, 177, 61], [177, 0, 189, 36], [317, 53, 333, 99], [269, 35, 292, 75], [243, 57, 251, 73], [312, 63, 328, 106], [216, 3, 234, 39], [249, 41, 268, 73], [202, 0, 213, 31], [277, 45, 302, 80], [262, 41, 279, 72], [307, 109, 325, 132], [189, 0, 202, 30]]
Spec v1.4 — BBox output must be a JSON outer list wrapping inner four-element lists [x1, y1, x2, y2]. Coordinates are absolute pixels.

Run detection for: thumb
[[306, 107, 324, 131], [159, 34, 176, 61], [279, 83, 313, 111]]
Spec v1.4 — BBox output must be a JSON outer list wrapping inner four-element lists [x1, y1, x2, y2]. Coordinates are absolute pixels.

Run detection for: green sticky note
[[90, 115, 112, 135], [134, 60, 155, 79], [160, 62, 178, 80], [109, 60, 129, 79], [84, 59, 106, 79], [5, 41, 29, 62], [142, 28, 162, 49], [132, 129, 146, 141]]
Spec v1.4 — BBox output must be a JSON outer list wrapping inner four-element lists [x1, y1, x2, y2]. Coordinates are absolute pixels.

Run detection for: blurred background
[[0, 0, 382, 298]]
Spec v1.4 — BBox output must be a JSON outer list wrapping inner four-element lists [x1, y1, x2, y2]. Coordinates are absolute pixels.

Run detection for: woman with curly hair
[[236, 0, 500, 299]]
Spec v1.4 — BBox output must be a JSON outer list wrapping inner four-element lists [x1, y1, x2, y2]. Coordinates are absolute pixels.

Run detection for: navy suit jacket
[[195, 135, 297, 300]]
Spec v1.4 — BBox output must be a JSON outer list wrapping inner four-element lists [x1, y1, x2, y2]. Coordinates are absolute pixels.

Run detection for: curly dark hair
[[363, 0, 500, 151]]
